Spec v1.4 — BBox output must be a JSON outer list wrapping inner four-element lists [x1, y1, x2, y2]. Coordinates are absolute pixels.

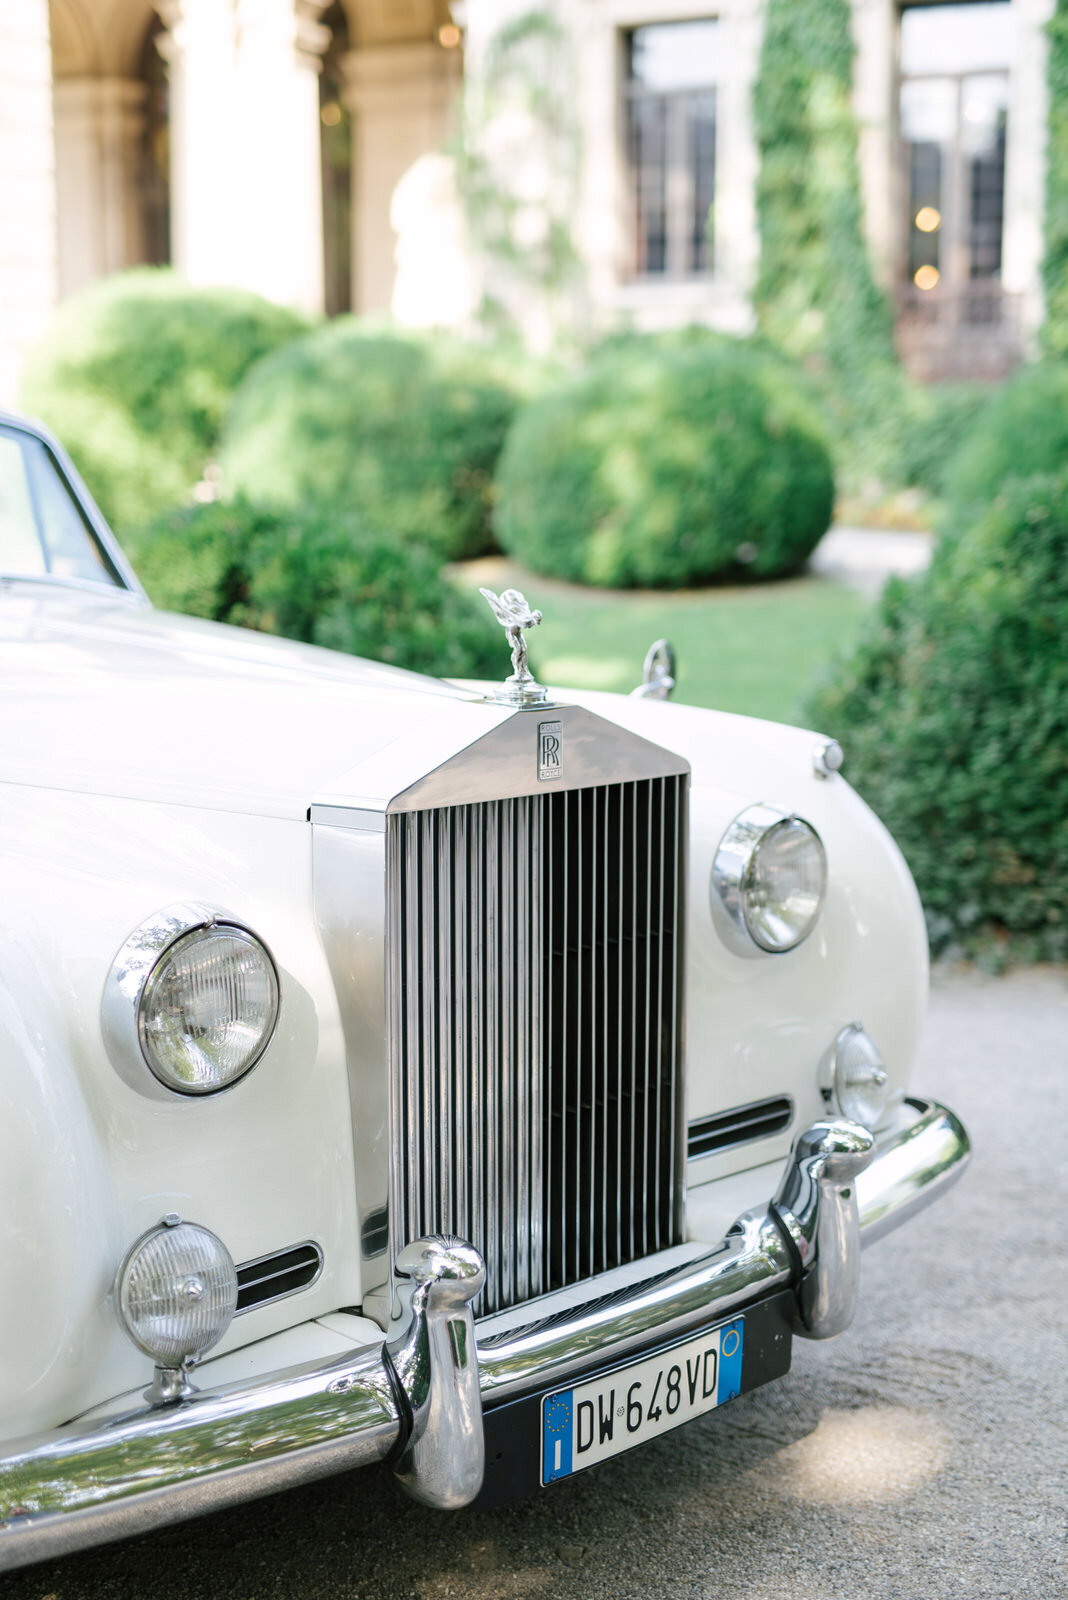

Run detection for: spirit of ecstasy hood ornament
[[479, 586, 550, 706]]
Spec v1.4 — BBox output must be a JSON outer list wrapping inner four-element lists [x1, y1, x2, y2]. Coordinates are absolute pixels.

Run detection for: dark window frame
[[622, 20, 719, 282]]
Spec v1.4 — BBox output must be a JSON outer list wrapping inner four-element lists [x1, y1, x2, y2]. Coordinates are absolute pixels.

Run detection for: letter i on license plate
[[541, 1318, 743, 1484]]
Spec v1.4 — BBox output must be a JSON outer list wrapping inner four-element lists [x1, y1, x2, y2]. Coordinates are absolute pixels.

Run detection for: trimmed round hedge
[[493, 338, 835, 587], [806, 471, 1068, 962], [123, 498, 502, 681], [942, 360, 1068, 523], [19, 268, 305, 533], [220, 321, 523, 560]]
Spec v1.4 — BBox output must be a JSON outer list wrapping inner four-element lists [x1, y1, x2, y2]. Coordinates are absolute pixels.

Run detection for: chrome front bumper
[[0, 1097, 968, 1571]]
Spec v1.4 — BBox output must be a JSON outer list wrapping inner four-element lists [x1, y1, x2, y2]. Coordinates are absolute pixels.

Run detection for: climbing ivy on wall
[[753, 0, 901, 454], [455, 8, 582, 344], [1042, 0, 1068, 355]]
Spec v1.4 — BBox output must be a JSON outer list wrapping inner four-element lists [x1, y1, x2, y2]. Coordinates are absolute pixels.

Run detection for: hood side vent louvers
[[235, 1241, 324, 1314], [687, 1096, 794, 1160]]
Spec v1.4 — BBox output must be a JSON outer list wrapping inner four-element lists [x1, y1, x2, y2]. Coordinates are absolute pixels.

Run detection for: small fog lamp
[[828, 1023, 889, 1129], [116, 1217, 238, 1400]]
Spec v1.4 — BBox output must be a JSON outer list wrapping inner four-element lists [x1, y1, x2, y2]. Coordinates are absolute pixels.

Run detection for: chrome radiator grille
[[386, 775, 686, 1315]]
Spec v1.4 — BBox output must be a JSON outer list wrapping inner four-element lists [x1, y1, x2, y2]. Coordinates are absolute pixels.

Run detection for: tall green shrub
[[19, 269, 305, 532], [124, 499, 501, 680], [753, 0, 905, 476], [1042, 0, 1068, 355], [807, 472, 1068, 961], [942, 361, 1068, 524], [495, 337, 834, 587], [220, 320, 522, 560]]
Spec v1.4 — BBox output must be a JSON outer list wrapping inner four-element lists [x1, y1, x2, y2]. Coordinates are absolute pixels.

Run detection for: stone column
[[156, 0, 241, 290], [231, 0, 331, 313], [53, 79, 148, 298], [343, 42, 463, 314], [1003, 0, 1056, 347], [851, 0, 897, 289], [0, 0, 57, 406]]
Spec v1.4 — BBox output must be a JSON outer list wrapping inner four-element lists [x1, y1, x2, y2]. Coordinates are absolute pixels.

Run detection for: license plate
[[541, 1317, 744, 1483]]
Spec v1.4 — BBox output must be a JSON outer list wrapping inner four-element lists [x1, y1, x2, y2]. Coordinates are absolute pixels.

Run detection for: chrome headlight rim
[[710, 803, 827, 956], [102, 902, 280, 1099]]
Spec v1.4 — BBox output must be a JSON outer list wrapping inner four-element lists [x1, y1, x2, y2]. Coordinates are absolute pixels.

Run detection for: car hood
[[1, 586, 822, 821], [0, 588, 504, 819]]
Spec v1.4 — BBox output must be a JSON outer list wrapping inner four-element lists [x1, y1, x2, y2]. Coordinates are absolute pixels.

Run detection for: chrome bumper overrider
[[0, 1097, 968, 1570]]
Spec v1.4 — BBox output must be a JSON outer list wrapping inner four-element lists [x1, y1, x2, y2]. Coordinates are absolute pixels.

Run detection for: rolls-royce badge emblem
[[479, 586, 550, 706], [538, 721, 563, 781]]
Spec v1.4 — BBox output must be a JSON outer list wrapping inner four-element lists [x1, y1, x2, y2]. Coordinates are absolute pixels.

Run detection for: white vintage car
[[0, 410, 968, 1568]]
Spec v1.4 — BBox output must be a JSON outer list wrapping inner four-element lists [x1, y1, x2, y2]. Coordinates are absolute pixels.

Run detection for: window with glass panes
[[625, 20, 719, 278], [899, 2, 1014, 313]]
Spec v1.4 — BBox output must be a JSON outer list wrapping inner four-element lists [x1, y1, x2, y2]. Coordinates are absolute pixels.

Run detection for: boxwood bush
[[494, 337, 835, 587], [19, 268, 305, 533], [806, 472, 1068, 962], [942, 361, 1068, 524], [220, 320, 523, 560], [124, 498, 502, 680]]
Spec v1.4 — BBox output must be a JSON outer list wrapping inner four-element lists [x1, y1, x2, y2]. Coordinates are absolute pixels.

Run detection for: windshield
[[0, 423, 125, 588]]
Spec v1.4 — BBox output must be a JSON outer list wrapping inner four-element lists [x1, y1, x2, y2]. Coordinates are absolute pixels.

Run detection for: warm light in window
[[321, 103, 341, 126], [438, 23, 461, 47], [914, 264, 940, 291], [915, 206, 941, 233]]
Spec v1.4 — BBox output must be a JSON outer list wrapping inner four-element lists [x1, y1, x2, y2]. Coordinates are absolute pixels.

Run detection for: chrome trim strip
[[309, 805, 386, 832], [0, 1098, 967, 1571]]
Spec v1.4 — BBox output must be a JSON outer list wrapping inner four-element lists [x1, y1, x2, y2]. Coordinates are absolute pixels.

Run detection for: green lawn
[[455, 557, 872, 726]]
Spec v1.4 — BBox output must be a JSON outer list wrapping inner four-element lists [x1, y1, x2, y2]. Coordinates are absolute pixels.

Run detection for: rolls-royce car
[[0, 411, 969, 1569]]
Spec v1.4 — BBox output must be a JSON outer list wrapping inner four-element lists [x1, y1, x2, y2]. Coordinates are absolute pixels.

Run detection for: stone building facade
[[0, 0, 1055, 403]]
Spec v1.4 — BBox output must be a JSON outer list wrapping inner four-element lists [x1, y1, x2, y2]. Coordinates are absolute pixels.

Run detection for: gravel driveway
[[8, 966, 1067, 1600]]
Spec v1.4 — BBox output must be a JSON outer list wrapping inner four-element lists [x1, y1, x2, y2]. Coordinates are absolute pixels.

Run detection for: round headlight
[[116, 1217, 238, 1367], [829, 1023, 889, 1129], [102, 904, 280, 1097], [711, 804, 827, 954], [139, 925, 279, 1093]]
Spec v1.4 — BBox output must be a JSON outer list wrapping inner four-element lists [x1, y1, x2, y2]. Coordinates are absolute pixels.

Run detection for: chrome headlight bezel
[[710, 803, 828, 956], [102, 902, 280, 1099]]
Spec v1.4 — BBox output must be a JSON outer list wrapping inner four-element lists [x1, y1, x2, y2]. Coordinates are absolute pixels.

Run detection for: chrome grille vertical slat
[[386, 772, 686, 1317], [437, 809, 453, 1231], [600, 785, 609, 1277], [528, 796, 544, 1297], [453, 807, 468, 1234], [499, 799, 515, 1309], [485, 803, 500, 1300], [616, 782, 625, 1267], [629, 780, 639, 1264], [470, 805, 485, 1286]]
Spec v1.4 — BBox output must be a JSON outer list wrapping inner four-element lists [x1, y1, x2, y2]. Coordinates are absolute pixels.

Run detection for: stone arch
[[50, 0, 159, 79], [49, 0, 101, 77], [333, 0, 464, 313], [50, 0, 171, 296], [335, 0, 454, 51]]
